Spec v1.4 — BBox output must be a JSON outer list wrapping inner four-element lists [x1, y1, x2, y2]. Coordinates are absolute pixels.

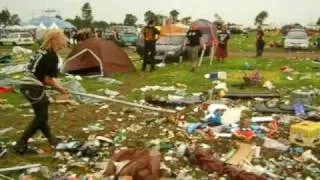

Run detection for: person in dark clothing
[[142, 20, 160, 72], [256, 26, 265, 57], [113, 28, 120, 41], [184, 23, 204, 72], [14, 29, 70, 155]]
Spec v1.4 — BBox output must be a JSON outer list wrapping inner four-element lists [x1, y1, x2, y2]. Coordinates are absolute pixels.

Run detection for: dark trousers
[[17, 85, 55, 147], [142, 41, 156, 71], [256, 40, 265, 57]]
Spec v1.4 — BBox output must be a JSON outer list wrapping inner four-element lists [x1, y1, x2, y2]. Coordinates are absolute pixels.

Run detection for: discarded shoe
[[13, 143, 28, 155]]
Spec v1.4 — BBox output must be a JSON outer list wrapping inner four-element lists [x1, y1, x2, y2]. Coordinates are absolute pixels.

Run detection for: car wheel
[[0, 42, 3, 46]]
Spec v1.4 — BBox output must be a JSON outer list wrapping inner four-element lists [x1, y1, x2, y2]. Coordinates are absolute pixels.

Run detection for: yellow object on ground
[[289, 121, 320, 147]]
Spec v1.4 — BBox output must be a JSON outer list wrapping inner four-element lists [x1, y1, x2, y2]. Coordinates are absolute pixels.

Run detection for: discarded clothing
[[188, 147, 266, 180], [104, 148, 161, 180]]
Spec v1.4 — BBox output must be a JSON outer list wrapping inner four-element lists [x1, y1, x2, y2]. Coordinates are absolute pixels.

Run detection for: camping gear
[[289, 121, 320, 147], [198, 47, 206, 67], [291, 89, 316, 105], [28, 16, 75, 29], [63, 38, 135, 76], [0, 164, 42, 173], [225, 92, 280, 99], [188, 147, 266, 180], [69, 91, 176, 113]]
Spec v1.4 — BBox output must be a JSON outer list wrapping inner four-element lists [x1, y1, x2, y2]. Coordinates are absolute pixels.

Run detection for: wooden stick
[[210, 45, 215, 65], [0, 174, 14, 180], [0, 164, 41, 173], [69, 91, 176, 114], [198, 47, 206, 67]]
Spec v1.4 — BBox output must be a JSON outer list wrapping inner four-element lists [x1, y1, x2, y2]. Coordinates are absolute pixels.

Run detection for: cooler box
[[289, 121, 320, 147]]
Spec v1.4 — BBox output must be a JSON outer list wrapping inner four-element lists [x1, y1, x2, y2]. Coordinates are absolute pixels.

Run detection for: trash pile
[[0, 72, 320, 179]]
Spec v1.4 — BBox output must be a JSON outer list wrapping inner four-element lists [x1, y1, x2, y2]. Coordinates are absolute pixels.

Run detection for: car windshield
[[122, 33, 136, 37], [157, 36, 184, 45], [287, 32, 308, 39]]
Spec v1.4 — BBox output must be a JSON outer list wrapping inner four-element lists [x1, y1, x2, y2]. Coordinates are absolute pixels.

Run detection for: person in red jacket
[[215, 27, 230, 63]]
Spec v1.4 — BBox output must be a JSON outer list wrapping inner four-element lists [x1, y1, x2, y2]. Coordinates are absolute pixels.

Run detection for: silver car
[[284, 30, 309, 49]]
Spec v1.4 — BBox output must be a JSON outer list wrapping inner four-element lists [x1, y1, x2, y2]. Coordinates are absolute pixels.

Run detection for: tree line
[[1, 2, 320, 29]]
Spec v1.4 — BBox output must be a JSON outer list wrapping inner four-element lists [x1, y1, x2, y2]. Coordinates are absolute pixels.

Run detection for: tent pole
[[210, 45, 215, 65], [69, 91, 176, 114], [198, 47, 206, 67]]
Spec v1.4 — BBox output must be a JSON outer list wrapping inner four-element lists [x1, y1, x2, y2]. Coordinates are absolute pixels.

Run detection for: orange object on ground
[[234, 129, 256, 140], [0, 87, 14, 93]]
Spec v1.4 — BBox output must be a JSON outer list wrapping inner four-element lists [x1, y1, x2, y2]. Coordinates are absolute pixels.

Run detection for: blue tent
[[27, 16, 75, 29]]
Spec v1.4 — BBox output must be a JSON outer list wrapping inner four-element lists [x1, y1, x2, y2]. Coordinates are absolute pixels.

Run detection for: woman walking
[[14, 29, 70, 154]]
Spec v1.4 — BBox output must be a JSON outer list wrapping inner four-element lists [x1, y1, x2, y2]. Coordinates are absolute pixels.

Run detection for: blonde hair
[[41, 29, 67, 51]]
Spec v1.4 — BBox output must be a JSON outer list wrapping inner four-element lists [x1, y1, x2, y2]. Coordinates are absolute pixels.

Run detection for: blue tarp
[[27, 16, 75, 29]]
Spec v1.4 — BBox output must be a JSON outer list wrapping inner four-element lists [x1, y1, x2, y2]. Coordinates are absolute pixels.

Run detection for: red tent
[[63, 38, 135, 76]]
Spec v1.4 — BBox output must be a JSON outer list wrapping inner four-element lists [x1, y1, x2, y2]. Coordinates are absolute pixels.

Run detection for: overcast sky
[[1, 0, 319, 25]]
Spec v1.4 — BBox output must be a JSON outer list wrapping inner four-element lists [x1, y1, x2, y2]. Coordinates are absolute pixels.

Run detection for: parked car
[[284, 30, 309, 49], [103, 29, 115, 40], [136, 33, 144, 57], [118, 32, 138, 46], [154, 35, 187, 62], [0, 32, 34, 46]]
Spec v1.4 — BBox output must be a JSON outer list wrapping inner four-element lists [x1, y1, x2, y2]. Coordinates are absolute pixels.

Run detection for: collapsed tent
[[193, 19, 218, 45], [63, 38, 135, 76]]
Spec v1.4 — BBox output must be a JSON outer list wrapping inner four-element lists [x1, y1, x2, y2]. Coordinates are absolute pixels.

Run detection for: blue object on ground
[[207, 115, 222, 126], [187, 123, 203, 134], [294, 147, 304, 154], [294, 102, 306, 116], [0, 55, 12, 63]]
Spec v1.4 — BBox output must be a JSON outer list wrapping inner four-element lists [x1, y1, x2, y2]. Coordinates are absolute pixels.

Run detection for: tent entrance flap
[[67, 66, 101, 76], [63, 48, 104, 76]]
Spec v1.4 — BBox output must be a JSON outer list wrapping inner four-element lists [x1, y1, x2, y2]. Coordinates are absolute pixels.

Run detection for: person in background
[[113, 28, 120, 41], [142, 20, 160, 72], [184, 22, 204, 72], [14, 29, 70, 154], [256, 26, 265, 57], [215, 26, 230, 63]]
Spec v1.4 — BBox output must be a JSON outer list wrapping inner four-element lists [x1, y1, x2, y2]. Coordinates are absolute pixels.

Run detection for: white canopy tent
[[38, 22, 47, 29], [49, 22, 59, 29]]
